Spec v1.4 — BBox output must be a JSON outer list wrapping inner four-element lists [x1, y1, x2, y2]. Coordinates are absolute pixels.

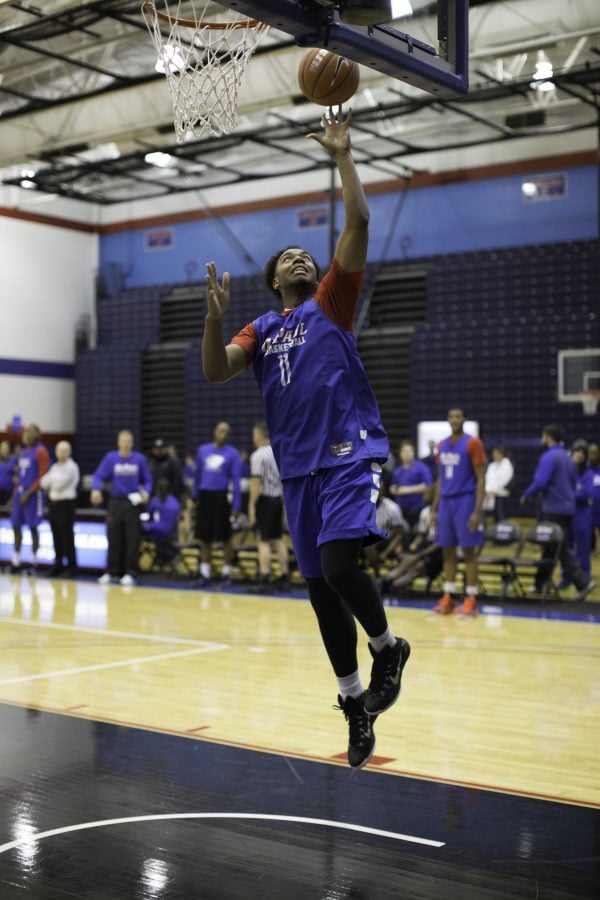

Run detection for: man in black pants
[[202, 110, 410, 768], [41, 441, 80, 576], [521, 424, 595, 600], [91, 430, 152, 586]]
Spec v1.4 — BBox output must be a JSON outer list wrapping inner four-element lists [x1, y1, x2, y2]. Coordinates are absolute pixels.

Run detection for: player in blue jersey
[[9, 424, 50, 572], [192, 421, 242, 587], [91, 430, 152, 586], [202, 109, 410, 768], [430, 408, 487, 616]]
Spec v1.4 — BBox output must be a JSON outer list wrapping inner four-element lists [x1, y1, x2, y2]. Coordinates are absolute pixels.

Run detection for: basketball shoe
[[433, 593, 455, 615], [364, 638, 411, 715], [457, 596, 479, 616], [335, 693, 377, 768]]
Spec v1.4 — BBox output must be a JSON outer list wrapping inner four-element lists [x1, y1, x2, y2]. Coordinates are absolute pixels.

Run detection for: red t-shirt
[[230, 258, 363, 364]]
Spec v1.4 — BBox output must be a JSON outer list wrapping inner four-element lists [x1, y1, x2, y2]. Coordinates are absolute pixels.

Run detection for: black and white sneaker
[[364, 638, 411, 715], [335, 693, 377, 769]]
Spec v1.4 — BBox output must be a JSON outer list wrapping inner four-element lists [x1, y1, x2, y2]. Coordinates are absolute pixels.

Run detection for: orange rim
[[143, 0, 261, 29]]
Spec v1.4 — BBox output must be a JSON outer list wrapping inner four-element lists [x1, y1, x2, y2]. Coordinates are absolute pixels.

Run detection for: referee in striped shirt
[[247, 422, 290, 592]]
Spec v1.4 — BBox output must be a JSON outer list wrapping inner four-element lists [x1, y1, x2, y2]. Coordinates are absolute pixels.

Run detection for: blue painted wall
[[99, 164, 597, 287]]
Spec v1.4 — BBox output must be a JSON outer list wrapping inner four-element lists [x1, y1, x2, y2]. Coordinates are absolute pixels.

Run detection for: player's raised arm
[[202, 262, 248, 383], [307, 108, 368, 273]]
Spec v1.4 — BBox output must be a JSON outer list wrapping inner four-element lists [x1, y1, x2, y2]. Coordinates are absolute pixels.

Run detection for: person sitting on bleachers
[[483, 446, 514, 522], [379, 486, 442, 593], [362, 487, 406, 575], [141, 478, 180, 565]]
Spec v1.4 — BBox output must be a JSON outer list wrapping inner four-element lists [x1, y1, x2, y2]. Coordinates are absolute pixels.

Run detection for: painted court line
[[0, 812, 445, 853], [0, 645, 226, 686], [0, 616, 221, 648]]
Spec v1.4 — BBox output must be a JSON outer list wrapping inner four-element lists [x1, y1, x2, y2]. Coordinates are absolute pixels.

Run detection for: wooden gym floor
[[0, 573, 598, 898]]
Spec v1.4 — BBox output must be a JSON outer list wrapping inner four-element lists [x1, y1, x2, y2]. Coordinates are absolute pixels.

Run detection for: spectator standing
[[247, 422, 289, 592], [0, 441, 17, 506], [558, 440, 594, 586], [483, 446, 514, 522], [589, 443, 600, 553], [390, 440, 432, 532], [420, 439, 438, 481], [193, 421, 241, 586], [142, 478, 180, 565], [431, 408, 487, 616], [148, 439, 184, 500], [10, 424, 50, 573], [40, 441, 80, 577], [91, 430, 152, 586], [520, 424, 594, 601]]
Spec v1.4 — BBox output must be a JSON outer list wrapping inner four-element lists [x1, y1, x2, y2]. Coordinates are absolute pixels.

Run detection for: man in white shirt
[[41, 441, 80, 577], [247, 422, 290, 592], [484, 446, 514, 522]]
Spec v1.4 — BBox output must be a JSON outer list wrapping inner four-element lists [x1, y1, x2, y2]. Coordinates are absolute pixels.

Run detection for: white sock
[[337, 670, 364, 701], [443, 581, 456, 595], [11, 551, 20, 567], [200, 562, 211, 579], [466, 585, 478, 597], [222, 564, 232, 577], [369, 626, 396, 653]]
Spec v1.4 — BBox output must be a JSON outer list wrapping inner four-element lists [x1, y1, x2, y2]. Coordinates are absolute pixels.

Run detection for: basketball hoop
[[142, 1, 269, 141], [581, 390, 600, 416]]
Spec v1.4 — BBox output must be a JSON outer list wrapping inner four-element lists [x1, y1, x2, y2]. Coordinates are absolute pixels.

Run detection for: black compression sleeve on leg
[[306, 576, 358, 678], [320, 538, 389, 638]]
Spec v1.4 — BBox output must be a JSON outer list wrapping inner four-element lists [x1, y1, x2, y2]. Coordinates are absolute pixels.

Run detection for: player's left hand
[[307, 106, 352, 158], [19, 491, 29, 506], [139, 490, 150, 505], [467, 512, 480, 532]]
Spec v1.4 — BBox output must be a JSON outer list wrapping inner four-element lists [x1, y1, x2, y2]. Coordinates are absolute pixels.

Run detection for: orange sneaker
[[458, 596, 479, 616], [433, 593, 455, 615]]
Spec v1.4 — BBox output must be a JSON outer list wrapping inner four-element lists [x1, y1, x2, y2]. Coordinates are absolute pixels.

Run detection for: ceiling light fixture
[[145, 151, 176, 168], [531, 50, 554, 92], [391, 1, 413, 17], [155, 43, 185, 74]]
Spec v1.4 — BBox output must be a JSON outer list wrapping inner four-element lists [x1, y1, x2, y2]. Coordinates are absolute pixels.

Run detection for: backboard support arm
[[222, 0, 469, 97]]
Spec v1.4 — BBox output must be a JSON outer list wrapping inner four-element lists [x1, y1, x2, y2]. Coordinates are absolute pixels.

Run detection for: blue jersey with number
[[251, 299, 388, 480], [438, 433, 485, 497]]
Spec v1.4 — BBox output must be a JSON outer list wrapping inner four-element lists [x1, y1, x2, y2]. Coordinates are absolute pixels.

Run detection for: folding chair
[[477, 520, 524, 599], [513, 521, 564, 603]]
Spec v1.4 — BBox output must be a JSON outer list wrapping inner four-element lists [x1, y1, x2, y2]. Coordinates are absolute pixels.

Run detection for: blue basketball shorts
[[282, 459, 386, 578], [436, 492, 484, 549], [11, 490, 44, 529]]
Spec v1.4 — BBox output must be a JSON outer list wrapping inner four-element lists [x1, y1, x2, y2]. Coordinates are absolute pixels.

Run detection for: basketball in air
[[298, 48, 360, 106]]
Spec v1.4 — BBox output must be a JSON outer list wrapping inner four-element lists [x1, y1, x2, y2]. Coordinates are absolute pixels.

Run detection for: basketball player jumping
[[202, 108, 410, 768]]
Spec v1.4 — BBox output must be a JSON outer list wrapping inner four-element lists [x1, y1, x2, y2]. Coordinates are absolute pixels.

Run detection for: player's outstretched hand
[[206, 262, 230, 320], [307, 106, 352, 158]]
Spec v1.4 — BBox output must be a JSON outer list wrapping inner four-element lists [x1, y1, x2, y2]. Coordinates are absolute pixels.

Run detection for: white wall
[[0, 215, 97, 433]]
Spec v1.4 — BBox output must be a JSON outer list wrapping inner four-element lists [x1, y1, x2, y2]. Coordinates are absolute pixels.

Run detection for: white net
[[581, 392, 599, 416], [142, 2, 269, 142]]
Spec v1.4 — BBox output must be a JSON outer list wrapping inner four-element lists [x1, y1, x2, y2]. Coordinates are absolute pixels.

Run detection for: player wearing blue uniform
[[431, 408, 487, 616], [91, 430, 152, 586], [589, 443, 600, 552], [520, 425, 595, 600], [192, 421, 242, 586], [202, 110, 410, 768], [10, 424, 50, 572]]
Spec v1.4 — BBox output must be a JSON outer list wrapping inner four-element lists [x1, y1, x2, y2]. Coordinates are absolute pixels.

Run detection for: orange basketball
[[298, 48, 360, 106]]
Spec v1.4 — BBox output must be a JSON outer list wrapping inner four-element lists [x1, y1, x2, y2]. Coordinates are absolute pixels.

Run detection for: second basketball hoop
[[141, 1, 269, 141]]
